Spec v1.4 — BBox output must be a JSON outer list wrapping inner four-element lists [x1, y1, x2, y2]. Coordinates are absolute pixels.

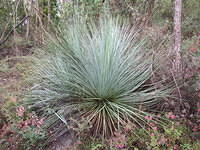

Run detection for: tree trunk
[[173, 0, 182, 73], [146, 0, 155, 26], [47, 0, 51, 30]]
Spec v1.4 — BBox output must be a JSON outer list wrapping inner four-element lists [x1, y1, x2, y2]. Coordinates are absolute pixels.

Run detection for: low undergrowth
[[0, 100, 199, 150], [69, 111, 200, 150]]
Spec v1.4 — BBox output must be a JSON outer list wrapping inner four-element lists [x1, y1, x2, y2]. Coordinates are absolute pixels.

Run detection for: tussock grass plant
[[25, 16, 171, 137]]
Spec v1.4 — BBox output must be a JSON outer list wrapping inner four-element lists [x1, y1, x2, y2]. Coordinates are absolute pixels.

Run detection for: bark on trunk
[[173, 0, 182, 73], [47, 0, 51, 29]]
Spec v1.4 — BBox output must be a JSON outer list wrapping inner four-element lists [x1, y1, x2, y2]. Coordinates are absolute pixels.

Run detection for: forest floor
[[0, 47, 200, 150]]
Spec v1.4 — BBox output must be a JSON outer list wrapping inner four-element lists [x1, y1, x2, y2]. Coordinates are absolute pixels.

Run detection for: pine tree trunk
[[173, 0, 182, 73]]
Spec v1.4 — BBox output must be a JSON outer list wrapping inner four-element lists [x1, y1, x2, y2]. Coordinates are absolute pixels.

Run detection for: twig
[[0, 17, 11, 41], [0, 15, 30, 46]]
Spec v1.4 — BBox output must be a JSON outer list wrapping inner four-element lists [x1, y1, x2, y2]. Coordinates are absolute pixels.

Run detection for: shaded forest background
[[0, 0, 199, 56]]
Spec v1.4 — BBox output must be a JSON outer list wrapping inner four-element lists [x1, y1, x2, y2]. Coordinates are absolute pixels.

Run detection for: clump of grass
[[25, 16, 171, 137]]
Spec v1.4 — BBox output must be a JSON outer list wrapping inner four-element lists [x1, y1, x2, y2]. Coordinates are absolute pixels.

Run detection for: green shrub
[[25, 16, 171, 137]]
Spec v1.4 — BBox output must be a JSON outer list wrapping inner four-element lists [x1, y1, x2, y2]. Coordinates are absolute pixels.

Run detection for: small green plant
[[180, 143, 192, 150], [15, 126, 45, 150], [163, 123, 183, 140]]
